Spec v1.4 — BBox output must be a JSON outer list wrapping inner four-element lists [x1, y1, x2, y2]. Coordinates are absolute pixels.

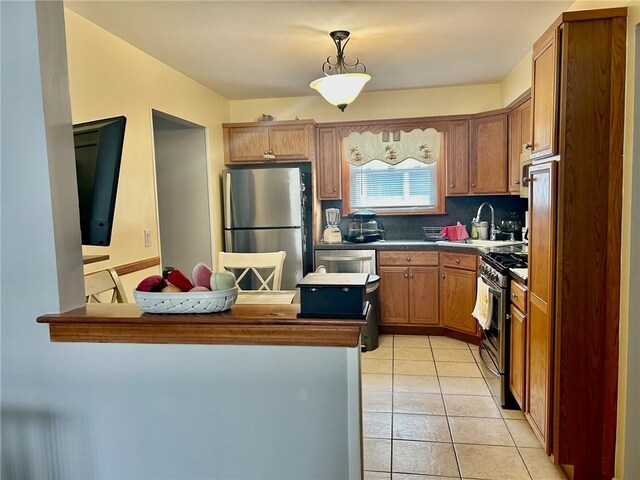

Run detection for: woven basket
[[133, 286, 239, 314]]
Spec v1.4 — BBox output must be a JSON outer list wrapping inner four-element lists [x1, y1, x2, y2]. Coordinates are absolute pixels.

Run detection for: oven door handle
[[480, 276, 502, 296], [317, 256, 373, 262], [479, 343, 501, 377]]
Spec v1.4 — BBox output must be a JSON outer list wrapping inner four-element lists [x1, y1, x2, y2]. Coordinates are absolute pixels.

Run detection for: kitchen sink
[[436, 239, 525, 248]]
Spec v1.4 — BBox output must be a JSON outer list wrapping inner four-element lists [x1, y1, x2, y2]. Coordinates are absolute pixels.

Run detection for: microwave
[[519, 146, 532, 198]]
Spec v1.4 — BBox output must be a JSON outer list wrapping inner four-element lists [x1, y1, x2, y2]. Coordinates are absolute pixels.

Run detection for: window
[[343, 128, 445, 214], [349, 159, 436, 209]]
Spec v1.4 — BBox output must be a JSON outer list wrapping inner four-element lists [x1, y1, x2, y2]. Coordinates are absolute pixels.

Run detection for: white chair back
[[218, 251, 286, 291], [84, 268, 128, 303]]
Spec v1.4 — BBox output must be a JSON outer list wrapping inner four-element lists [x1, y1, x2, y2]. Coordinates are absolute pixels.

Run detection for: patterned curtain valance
[[343, 128, 442, 166]]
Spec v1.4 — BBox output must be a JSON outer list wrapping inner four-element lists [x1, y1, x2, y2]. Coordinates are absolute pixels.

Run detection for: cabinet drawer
[[379, 251, 438, 266], [510, 279, 527, 312], [440, 252, 477, 271]]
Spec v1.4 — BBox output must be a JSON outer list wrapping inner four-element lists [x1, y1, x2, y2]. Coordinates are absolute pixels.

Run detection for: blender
[[322, 208, 343, 243]]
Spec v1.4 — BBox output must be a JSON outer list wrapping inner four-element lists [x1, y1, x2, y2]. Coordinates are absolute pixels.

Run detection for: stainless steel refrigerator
[[223, 167, 310, 290]]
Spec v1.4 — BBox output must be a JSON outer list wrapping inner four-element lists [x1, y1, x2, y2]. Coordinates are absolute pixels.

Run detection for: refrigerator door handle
[[224, 171, 232, 229]]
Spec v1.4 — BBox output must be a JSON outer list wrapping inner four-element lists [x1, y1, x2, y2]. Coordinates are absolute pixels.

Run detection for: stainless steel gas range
[[478, 248, 528, 408]]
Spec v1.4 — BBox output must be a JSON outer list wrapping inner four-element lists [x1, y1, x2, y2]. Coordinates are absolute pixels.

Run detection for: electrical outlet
[[144, 229, 152, 247]]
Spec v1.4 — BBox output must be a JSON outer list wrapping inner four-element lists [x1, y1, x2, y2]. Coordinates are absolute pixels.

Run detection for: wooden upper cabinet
[[317, 127, 341, 200], [508, 98, 531, 194], [469, 113, 508, 194], [530, 27, 559, 161], [225, 127, 270, 163], [269, 124, 314, 160], [446, 120, 469, 195], [223, 120, 316, 165]]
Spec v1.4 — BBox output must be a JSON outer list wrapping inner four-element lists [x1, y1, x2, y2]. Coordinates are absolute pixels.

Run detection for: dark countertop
[[314, 240, 486, 254]]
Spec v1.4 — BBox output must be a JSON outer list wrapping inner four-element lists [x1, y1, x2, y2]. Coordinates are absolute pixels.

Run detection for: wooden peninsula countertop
[[37, 303, 368, 347]]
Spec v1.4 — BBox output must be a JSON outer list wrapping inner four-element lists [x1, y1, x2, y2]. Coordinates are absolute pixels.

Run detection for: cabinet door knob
[[409, 273, 414, 279], [455, 258, 460, 264], [450, 184, 455, 188], [441, 274, 446, 279], [471, 183, 476, 188], [514, 180, 520, 185], [406, 255, 411, 262], [332, 187, 337, 192], [525, 143, 533, 150], [404, 273, 409, 279]]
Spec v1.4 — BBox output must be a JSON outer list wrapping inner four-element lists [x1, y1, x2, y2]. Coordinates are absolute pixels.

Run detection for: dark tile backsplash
[[322, 195, 528, 240]]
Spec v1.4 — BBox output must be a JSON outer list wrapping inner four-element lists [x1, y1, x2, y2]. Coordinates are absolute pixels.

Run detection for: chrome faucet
[[475, 202, 496, 240]]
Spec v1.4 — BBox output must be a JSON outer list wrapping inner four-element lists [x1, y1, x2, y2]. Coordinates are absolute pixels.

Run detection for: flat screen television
[[73, 115, 126, 246]]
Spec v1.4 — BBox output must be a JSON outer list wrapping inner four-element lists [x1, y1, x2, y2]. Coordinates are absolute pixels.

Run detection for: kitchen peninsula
[[37, 303, 366, 347], [37, 304, 366, 479]]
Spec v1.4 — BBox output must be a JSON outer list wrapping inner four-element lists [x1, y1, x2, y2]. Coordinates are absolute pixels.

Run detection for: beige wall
[[499, 2, 638, 476], [500, 52, 532, 107], [230, 83, 502, 123], [65, 9, 230, 295]]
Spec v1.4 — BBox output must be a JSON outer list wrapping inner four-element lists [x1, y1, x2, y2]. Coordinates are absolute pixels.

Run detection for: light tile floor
[[362, 335, 566, 480]]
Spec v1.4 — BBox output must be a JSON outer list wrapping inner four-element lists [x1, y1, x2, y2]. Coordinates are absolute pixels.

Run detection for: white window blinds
[[349, 159, 437, 210]]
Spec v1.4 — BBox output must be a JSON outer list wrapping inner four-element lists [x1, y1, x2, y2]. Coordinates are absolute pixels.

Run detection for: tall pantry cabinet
[[526, 8, 626, 478]]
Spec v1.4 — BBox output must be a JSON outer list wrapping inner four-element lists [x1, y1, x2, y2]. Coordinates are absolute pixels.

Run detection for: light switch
[[144, 229, 152, 247]]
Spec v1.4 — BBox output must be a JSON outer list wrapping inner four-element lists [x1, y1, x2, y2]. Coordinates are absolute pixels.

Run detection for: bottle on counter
[[470, 218, 479, 239]]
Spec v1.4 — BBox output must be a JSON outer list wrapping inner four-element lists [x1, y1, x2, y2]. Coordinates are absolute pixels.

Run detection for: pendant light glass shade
[[310, 73, 371, 112], [310, 30, 370, 111]]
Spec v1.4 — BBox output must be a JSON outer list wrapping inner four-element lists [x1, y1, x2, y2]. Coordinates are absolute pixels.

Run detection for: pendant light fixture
[[309, 30, 371, 112]]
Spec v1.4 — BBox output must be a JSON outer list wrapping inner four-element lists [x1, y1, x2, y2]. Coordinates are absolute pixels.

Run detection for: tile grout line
[[389, 334, 394, 477], [473, 341, 534, 480], [432, 335, 463, 480]]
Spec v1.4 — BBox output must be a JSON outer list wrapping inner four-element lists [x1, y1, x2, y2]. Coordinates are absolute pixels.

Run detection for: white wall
[[152, 113, 213, 273], [1, 4, 360, 479]]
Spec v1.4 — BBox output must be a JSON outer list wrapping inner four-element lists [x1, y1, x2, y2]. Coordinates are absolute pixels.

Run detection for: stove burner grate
[[484, 252, 528, 270]]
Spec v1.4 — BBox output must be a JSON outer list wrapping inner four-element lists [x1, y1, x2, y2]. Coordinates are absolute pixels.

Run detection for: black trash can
[[361, 274, 380, 351]]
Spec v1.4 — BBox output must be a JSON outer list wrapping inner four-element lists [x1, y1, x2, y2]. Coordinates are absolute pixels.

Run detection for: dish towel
[[472, 277, 492, 330]]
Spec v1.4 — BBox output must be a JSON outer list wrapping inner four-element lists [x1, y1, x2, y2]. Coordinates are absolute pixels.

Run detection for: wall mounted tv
[[73, 115, 126, 246]]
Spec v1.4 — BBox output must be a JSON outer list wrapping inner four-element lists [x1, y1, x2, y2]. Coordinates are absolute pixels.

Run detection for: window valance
[[343, 128, 442, 166]]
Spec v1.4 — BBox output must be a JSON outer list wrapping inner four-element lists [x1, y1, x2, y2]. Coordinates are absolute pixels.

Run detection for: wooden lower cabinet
[[379, 251, 479, 339], [409, 267, 439, 325], [379, 266, 438, 325], [526, 161, 555, 452], [439, 266, 477, 334], [379, 266, 410, 324], [526, 296, 552, 448], [509, 303, 526, 410]]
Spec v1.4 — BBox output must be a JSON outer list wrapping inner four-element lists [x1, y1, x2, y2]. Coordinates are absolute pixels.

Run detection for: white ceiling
[[64, 1, 574, 100]]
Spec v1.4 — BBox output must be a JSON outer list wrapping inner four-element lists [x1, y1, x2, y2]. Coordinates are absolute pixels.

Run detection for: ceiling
[[64, 1, 574, 100]]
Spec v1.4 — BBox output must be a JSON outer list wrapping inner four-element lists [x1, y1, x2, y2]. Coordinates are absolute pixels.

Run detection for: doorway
[[151, 111, 213, 274]]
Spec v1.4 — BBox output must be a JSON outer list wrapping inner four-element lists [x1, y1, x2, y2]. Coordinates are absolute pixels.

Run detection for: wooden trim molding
[[114, 257, 160, 276], [506, 88, 532, 110], [37, 303, 366, 348]]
